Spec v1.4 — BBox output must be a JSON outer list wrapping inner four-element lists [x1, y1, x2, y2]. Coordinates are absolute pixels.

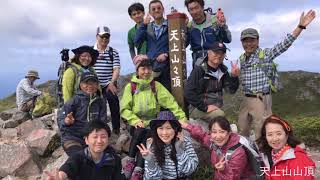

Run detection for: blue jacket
[[186, 12, 231, 53], [59, 91, 107, 144], [134, 19, 169, 72]]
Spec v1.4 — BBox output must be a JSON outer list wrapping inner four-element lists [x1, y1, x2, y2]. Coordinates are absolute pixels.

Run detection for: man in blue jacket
[[134, 0, 171, 91], [185, 0, 232, 67]]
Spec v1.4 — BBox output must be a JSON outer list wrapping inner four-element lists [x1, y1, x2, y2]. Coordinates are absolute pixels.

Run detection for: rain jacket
[[261, 146, 316, 180], [120, 75, 186, 127], [186, 124, 252, 180], [62, 63, 96, 102]]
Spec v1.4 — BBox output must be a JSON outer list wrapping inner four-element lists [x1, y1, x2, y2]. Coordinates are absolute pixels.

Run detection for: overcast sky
[[1, 0, 319, 98]]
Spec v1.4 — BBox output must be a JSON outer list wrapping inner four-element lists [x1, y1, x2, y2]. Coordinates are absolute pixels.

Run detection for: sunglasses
[[269, 115, 291, 132], [98, 34, 110, 39]]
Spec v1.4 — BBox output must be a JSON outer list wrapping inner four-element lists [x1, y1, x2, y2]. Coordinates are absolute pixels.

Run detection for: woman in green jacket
[[62, 45, 99, 103], [121, 58, 186, 180]]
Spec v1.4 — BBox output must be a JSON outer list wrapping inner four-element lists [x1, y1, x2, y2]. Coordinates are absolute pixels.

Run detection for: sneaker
[[122, 158, 135, 179], [131, 167, 143, 180]]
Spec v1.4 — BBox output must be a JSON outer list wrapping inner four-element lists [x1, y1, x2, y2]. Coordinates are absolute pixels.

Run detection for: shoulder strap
[[69, 64, 81, 93], [130, 81, 137, 95], [258, 49, 265, 60], [150, 80, 156, 94], [225, 143, 242, 161], [108, 46, 113, 62]]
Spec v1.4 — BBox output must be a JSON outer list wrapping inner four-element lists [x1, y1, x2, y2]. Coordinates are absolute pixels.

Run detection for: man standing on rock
[[93, 26, 121, 135], [237, 10, 316, 140], [16, 70, 42, 115]]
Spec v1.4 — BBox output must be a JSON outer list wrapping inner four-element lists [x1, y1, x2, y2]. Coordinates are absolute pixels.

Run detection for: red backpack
[[130, 80, 158, 102]]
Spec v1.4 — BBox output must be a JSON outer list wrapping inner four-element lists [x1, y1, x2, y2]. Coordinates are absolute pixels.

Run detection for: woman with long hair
[[256, 114, 316, 180], [137, 111, 198, 180]]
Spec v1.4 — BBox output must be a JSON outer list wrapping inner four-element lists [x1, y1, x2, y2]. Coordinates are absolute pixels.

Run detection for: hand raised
[[144, 13, 152, 25], [230, 60, 240, 77], [214, 156, 226, 171], [216, 8, 226, 26], [64, 112, 74, 125], [299, 10, 316, 27], [137, 143, 151, 157]]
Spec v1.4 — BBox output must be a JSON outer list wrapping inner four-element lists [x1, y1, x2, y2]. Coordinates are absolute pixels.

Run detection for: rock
[[114, 133, 131, 153], [26, 129, 60, 157], [35, 114, 55, 130], [0, 120, 20, 129], [1, 175, 23, 180], [0, 111, 13, 121], [0, 128, 18, 139], [0, 109, 31, 128], [16, 120, 46, 139], [11, 109, 31, 124], [51, 146, 64, 159], [41, 153, 68, 180], [0, 141, 40, 177]]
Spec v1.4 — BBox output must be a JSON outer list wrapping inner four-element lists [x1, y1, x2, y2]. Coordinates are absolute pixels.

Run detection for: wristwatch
[[298, 25, 306, 29]]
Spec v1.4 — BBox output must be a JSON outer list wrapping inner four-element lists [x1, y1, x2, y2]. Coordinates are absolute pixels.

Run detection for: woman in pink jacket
[[257, 115, 316, 180], [181, 116, 253, 180]]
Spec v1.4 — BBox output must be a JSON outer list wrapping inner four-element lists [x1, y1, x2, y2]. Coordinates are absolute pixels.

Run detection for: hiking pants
[[153, 64, 171, 92], [190, 106, 225, 122], [63, 140, 84, 157], [103, 86, 120, 131], [128, 127, 150, 168], [238, 94, 272, 140]]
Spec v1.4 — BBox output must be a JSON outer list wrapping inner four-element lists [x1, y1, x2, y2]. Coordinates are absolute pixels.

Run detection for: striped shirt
[[144, 136, 198, 180], [240, 33, 296, 94], [93, 44, 120, 87]]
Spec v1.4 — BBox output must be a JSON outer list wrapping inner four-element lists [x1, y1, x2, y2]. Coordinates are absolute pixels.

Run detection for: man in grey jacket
[[16, 70, 42, 113]]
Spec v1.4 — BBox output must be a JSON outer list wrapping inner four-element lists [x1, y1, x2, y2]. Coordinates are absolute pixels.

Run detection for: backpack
[[108, 46, 114, 62], [225, 136, 264, 180], [130, 80, 156, 94], [240, 49, 280, 93], [56, 62, 81, 107]]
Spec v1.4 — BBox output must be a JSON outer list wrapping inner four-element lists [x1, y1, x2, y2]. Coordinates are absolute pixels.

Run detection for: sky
[[1, 0, 319, 98]]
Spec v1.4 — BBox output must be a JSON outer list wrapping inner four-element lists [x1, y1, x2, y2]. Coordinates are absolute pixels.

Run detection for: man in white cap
[[93, 26, 121, 135], [16, 70, 42, 113]]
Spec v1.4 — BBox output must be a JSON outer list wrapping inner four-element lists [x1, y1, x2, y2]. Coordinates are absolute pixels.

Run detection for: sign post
[[167, 11, 188, 114]]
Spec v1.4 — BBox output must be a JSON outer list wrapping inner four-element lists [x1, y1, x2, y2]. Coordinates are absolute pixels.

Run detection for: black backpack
[[56, 49, 82, 108]]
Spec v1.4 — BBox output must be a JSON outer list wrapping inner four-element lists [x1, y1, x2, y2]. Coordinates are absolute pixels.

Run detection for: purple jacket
[[187, 124, 252, 180]]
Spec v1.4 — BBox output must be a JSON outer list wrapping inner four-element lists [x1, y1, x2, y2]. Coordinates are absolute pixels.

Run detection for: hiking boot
[[131, 167, 143, 180], [123, 158, 135, 179]]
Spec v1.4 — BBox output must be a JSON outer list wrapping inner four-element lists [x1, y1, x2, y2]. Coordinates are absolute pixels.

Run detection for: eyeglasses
[[151, 6, 162, 12], [269, 115, 291, 132]]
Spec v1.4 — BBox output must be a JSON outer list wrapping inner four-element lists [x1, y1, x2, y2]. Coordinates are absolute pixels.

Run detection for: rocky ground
[[0, 108, 319, 180]]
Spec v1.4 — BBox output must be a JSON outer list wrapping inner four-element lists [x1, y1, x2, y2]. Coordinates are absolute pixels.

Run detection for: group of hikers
[[14, 0, 317, 179]]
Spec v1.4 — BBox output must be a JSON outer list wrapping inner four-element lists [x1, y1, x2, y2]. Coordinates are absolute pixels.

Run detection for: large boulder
[[0, 128, 18, 139], [0, 109, 30, 128], [26, 129, 60, 157], [16, 120, 46, 139], [0, 141, 40, 177]]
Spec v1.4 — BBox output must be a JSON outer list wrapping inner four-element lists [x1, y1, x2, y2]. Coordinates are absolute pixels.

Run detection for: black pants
[[63, 141, 83, 157], [154, 65, 171, 92], [128, 127, 150, 168], [103, 86, 120, 131]]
